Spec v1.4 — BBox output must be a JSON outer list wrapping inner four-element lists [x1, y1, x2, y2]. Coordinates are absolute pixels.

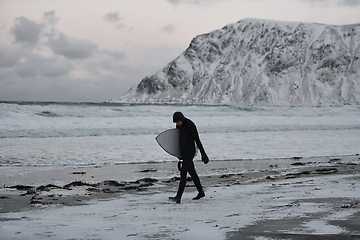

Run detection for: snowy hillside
[[111, 18, 360, 105]]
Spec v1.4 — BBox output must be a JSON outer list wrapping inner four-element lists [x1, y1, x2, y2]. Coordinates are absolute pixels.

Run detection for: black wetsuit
[[172, 112, 209, 200]]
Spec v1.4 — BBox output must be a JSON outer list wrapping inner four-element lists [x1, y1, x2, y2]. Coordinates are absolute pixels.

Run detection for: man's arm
[[190, 123, 209, 164]]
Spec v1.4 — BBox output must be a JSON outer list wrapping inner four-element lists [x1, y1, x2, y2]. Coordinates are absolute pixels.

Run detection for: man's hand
[[177, 160, 183, 171], [201, 153, 209, 164]]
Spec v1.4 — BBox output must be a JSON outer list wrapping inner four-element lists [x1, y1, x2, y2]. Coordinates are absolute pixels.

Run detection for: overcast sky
[[1, 0, 359, 102]]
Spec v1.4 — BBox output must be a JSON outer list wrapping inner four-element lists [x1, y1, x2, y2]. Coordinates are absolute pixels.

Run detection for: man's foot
[[169, 196, 181, 203], [192, 192, 205, 200]]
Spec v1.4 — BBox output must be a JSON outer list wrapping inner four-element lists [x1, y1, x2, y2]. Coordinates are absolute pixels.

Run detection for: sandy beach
[[0, 155, 359, 239]]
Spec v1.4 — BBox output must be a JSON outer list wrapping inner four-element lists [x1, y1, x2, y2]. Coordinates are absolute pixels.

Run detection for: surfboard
[[155, 129, 181, 158]]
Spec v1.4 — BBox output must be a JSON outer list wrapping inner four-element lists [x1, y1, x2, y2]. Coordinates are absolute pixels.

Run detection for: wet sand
[[0, 155, 358, 213], [1, 155, 359, 239]]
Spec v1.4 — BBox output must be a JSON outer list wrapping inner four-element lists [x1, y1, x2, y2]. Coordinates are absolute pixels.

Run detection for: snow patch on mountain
[[111, 18, 360, 106]]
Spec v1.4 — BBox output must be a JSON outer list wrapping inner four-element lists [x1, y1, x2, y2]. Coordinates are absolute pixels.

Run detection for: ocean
[[1, 102, 359, 168]]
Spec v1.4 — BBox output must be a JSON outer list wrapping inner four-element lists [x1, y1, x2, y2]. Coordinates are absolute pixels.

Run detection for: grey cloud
[[102, 49, 128, 60], [116, 23, 125, 29], [16, 54, 73, 78], [48, 33, 98, 59], [103, 12, 121, 23], [2, 11, 140, 102], [0, 43, 29, 68], [339, 0, 360, 6], [83, 50, 128, 77], [103, 12, 129, 30], [297, 0, 360, 7], [43, 11, 60, 26], [41, 11, 60, 39], [0, 67, 14, 82], [11, 17, 43, 46], [166, 0, 181, 4], [161, 24, 175, 35]]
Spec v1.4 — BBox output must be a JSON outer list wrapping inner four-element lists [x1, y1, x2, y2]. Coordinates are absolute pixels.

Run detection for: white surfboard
[[155, 129, 181, 159]]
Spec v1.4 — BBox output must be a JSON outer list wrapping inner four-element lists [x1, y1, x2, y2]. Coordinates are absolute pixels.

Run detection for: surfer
[[169, 112, 209, 204]]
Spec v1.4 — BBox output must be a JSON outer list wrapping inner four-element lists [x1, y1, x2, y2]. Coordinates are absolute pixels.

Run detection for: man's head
[[173, 112, 186, 126]]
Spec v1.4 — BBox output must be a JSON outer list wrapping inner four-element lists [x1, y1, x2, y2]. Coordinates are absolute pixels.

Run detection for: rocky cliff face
[[111, 18, 360, 105]]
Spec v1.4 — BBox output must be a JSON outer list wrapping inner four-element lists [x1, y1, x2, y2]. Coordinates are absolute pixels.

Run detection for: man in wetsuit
[[169, 112, 209, 203]]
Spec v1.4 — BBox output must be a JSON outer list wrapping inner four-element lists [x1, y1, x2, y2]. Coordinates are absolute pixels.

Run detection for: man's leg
[[188, 161, 205, 200], [170, 159, 191, 203]]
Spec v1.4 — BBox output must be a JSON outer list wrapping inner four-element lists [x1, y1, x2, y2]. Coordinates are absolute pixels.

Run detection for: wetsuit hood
[[173, 112, 186, 123]]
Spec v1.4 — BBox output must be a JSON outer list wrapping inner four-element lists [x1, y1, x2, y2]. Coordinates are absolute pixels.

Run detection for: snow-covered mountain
[[111, 18, 360, 106]]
